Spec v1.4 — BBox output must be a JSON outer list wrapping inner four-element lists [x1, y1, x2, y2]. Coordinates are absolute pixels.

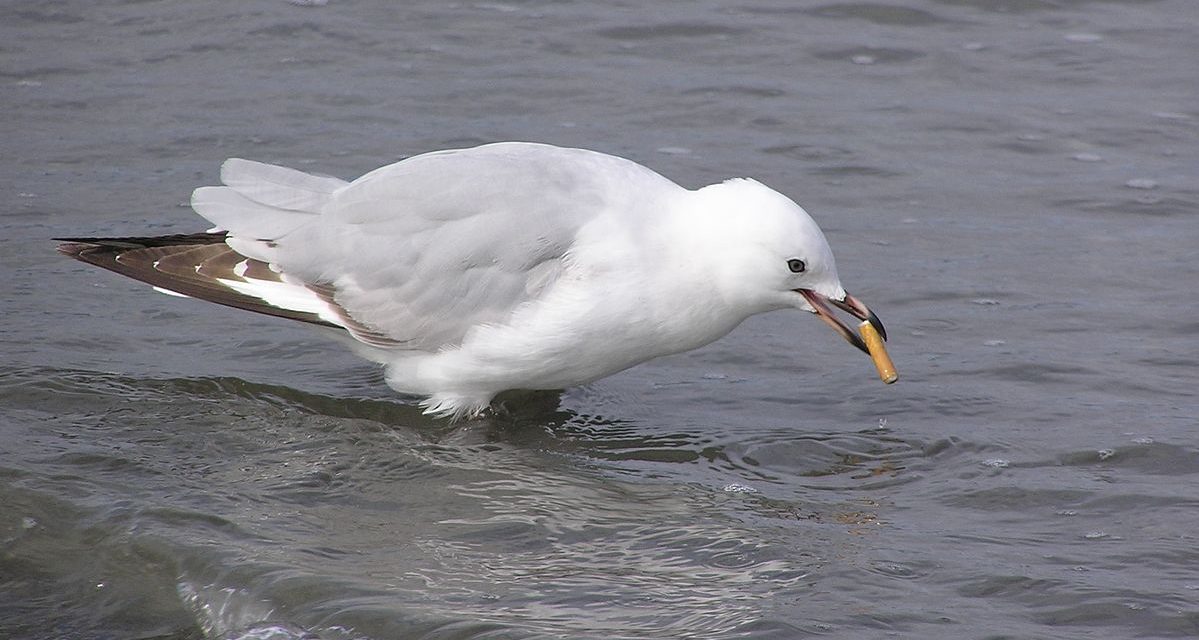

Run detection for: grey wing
[[205, 143, 670, 351]]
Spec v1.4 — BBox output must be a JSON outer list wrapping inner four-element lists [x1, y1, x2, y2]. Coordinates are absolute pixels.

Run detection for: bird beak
[[796, 289, 887, 355]]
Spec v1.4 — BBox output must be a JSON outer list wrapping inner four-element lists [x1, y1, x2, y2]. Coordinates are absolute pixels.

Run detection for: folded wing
[[61, 143, 674, 353]]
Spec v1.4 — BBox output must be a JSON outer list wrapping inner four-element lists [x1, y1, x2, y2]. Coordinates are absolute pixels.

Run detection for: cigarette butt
[[859, 320, 898, 384]]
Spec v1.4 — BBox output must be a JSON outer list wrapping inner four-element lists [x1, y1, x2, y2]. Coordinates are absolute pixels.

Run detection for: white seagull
[[59, 142, 892, 419]]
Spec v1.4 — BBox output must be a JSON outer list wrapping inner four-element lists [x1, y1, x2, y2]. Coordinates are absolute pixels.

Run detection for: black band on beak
[[798, 289, 869, 354], [796, 289, 886, 355], [830, 293, 887, 341]]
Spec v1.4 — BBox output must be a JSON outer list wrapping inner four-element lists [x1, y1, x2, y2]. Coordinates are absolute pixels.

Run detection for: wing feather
[[56, 234, 337, 326], [66, 143, 680, 354], [242, 143, 679, 350]]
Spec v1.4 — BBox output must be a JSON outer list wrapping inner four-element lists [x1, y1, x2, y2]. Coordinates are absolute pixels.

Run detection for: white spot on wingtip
[[215, 276, 343, 326], [153, 286, 192, 298], [233, 259, 249, 278]]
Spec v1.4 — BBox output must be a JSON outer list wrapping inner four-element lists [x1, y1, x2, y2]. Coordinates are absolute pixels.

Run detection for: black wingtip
[[56, 240, 92, 257], [54, 231, 344, 331], [54, 232, 228, 249]]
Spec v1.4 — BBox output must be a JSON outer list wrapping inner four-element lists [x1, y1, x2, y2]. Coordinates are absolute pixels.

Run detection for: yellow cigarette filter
[[859, 320, 898, 384]]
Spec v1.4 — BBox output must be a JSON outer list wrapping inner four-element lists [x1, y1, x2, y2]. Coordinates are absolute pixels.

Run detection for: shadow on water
[[1, 365, 958, 639], [0, 363, 945, 498]]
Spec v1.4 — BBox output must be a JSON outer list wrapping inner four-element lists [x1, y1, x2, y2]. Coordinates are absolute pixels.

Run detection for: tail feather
[[191, 186, 315, 240], [219, 158, 347, 211], [189, 159, 347, 240]]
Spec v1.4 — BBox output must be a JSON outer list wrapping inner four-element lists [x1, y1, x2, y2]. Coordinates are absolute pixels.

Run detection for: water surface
[[3, 0, 1198, 638]]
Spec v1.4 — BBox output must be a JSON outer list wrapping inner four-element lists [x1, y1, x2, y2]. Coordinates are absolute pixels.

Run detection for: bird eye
[[787, 258, 807, 273]]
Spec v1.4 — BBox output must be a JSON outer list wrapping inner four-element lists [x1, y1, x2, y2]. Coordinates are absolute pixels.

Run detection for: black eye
[[787, 258, 807, 273]]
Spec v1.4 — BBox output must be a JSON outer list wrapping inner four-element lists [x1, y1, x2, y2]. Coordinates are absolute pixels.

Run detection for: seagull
[[58, 142, 891, 419]]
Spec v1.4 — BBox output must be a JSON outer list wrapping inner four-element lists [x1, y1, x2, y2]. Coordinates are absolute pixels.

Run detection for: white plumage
[[62, 142, 889, 419]]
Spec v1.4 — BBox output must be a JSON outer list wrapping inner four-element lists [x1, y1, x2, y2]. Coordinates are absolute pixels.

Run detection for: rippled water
[[3, 0, 1198, 638]]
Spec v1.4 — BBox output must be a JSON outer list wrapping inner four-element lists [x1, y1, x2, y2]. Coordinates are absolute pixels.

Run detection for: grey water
[[3, 0, 1198, 638]]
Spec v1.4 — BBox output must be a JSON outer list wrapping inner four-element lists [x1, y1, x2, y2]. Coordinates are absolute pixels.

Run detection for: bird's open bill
[[797, 290, 896, 383]]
